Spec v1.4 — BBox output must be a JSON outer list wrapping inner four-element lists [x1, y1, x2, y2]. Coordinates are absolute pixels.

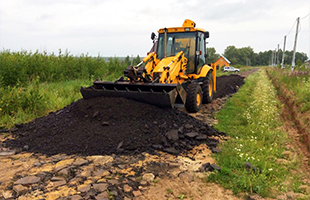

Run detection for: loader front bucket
[[80, 81, 180, 108]]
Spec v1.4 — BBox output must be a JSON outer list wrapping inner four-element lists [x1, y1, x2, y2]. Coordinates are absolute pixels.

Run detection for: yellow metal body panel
[[211, 63, 216, 91], [188, 65, 211, 79], [187, 64, 216, 92], [182, 19, 196, 27]]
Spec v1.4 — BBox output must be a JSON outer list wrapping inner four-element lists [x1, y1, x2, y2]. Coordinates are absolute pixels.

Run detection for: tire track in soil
[[0, 70, 258, 200]]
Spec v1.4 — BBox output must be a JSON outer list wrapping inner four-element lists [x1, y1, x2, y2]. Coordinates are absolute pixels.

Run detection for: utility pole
[[271, 50, 275, 67], [291, 17, 300, 72], [281, 35, 287, 69]]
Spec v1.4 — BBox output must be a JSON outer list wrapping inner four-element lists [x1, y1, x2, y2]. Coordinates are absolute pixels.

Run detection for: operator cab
[[150, 19, 209, 74]]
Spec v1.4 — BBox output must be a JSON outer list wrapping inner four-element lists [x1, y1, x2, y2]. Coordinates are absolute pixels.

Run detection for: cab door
[[195, 32, 206, 73]]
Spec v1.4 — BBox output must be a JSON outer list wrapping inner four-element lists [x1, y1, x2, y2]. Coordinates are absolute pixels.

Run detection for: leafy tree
[[132, 55, 141, 65], [223, 46, 240, 65], [206, 47, 219, 65], [223, 46, 308, 67], [256, 50, 273, 66], [124, 55, 131, 66], [281, 50, 308, 66], [239, 47, 255, 66]]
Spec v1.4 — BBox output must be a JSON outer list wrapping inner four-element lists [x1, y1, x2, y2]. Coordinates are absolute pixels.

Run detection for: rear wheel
[[185, 82, 203, 113], [201, 72, 214, 103]]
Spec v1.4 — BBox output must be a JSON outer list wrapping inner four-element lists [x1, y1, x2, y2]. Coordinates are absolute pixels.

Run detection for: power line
[[276, 11, 310, 61], [278, 18, 298, 50], [286, 20, 297, 36], [301, 12, 310, 20]]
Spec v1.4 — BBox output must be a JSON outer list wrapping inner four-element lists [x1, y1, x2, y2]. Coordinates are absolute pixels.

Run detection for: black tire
[[185, 82, 203, 113], [201, 72, 214, 104]]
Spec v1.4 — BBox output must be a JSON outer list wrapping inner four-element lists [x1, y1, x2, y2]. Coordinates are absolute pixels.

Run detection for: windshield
[[157, 32, 196, 60]]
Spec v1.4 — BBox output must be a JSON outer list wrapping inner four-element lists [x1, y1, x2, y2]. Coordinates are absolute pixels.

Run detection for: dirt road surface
[[0, 70, 259, 200]]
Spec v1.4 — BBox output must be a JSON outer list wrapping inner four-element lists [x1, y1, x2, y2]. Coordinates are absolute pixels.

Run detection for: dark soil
[[3, 74, 245, 156], [214, 74, 245, 99]]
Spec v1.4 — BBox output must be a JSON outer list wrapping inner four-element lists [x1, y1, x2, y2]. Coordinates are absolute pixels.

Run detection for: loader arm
[[125, 52, 160, 82], [159, 51, 187, 83], [142, 52, 160, 75]]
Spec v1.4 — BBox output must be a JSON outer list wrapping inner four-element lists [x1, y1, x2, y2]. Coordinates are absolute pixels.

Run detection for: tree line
[[207, 46, 308, 66]]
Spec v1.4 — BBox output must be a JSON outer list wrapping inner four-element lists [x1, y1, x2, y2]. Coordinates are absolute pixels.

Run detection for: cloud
[[0, 0, 309, 56]]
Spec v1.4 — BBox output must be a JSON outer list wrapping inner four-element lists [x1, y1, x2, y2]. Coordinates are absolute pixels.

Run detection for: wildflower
[[268, 168, 273, 171]]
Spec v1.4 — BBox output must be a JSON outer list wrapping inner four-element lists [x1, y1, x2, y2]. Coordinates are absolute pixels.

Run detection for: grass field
[[210, 68, 310, 198], [0, 79, 92, 129], [267, 68, 310, 113]]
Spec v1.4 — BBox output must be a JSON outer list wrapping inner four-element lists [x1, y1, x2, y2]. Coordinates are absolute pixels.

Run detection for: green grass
[[268, 68, 310, 113], [0, 79, 92, 129], [209, 68, 308, 197]]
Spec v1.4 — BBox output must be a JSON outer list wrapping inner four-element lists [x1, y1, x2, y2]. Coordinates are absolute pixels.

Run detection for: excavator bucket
[[80, 81, 184, 108]]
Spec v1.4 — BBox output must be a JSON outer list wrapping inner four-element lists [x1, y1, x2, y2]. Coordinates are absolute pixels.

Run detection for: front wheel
[[185, 82, 203, 113], [201, 72, 214, 104]]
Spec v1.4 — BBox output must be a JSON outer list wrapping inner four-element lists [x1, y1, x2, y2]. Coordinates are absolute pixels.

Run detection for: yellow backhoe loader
[[80, 19, 216, 113]]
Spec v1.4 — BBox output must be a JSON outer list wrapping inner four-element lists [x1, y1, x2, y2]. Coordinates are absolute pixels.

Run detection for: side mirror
[[204, 31, 209, 39], [151, 32, 156, 40]]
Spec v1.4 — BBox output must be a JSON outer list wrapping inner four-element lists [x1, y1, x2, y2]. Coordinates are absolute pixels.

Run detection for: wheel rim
[[196, 92, 202, 106], [208, 81, 213, 97]]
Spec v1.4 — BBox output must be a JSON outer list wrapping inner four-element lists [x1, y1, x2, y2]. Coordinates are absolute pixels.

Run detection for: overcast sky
[[0, 0, 309, 58]]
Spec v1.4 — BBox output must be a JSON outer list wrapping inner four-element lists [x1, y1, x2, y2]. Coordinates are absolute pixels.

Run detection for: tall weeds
[[0, 50, 134, 87]]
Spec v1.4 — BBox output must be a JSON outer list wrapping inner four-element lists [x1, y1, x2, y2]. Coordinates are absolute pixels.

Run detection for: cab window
[[157, 32, 196, 73]]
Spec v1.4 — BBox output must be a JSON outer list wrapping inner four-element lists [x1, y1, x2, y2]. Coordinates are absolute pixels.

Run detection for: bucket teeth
[[80, 81, 182, 108]]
